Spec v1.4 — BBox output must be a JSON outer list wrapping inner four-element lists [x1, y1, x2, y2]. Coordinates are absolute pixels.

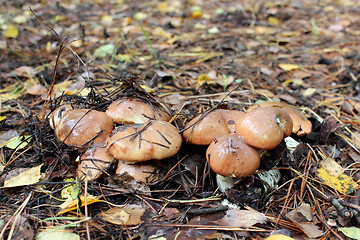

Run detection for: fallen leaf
[[338, 227, 360, 239], [301, 87, 316, 97], [297, 222, 324, 238], [36, 230, 80, 240], [317, 167, 359, 194], [3, 24, 19, 38], [218, 208, 267, 227], [61, 178, 81, 200], [320, 157, 344, 177], [13, 15, 28, 24], [268, 16, 280, 25], [5, 135, 32, 150], [57, 195, 101, 215], [94, 44, 116, 58], [3, 164, 42, 188], [279, 63, 300, 71], [101, 204, 145, 226]]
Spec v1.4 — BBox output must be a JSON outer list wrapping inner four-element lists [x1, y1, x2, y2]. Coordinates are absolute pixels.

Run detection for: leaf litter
[[2, 0, 360, 239]]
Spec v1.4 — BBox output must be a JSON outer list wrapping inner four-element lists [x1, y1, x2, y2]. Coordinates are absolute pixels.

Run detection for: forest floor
[[1, 0, 360, 239]]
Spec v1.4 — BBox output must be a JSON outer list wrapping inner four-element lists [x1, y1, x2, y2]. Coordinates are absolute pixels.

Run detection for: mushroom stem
[[216, 174, 235, 192]]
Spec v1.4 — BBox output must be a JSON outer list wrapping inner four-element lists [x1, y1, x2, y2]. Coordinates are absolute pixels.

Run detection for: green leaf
[[94, 44, 116, 58], [338, 227, 360, 239], [61, 178, 81, 200], [6, 135, 32, 149]]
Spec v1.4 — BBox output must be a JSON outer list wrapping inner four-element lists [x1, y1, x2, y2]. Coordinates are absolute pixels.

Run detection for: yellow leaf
[[192, 10, 203, 18], [4, 25, 19, 38], [279, 63, 300, 71], [13, 15, 28, 24], [317, 167, 359, 194], [57, 195, 101, 215], [3, 164, 42, 188], [321, 158, 344, 177], [0, 116, 5, 122], [268, 16, 280, 25]]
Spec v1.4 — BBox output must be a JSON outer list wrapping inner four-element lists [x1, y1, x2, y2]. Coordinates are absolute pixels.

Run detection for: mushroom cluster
[[183, 102, 312, 183], [49, 96, 181, 182]]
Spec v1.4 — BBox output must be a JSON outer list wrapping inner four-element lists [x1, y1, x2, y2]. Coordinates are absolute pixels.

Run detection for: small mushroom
[[56, 109, 114, 148], [116, 160, 158, 183], [78, 147, 114, 181], [49, 104, 73, 129], [107, 120, 181, 162], [106, 97, 171, 124], [183, 109, 244, 145], [235, 107, 293, 150], [247, 102, 312, 136], [206, 133, 260, 178]]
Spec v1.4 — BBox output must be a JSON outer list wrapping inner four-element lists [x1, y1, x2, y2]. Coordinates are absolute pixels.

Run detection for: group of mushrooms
[[49, 97, 312, 187]]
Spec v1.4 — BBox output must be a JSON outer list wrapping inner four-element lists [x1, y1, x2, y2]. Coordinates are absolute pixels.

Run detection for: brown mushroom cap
[[206, 133, 260, 177], [217, 109, 245, 133], [183, 109, 245, 145], [78, 147, 114, 181], [116, 160, 158, 183], [106, 97, 171, 124], [49, 104, 73, 129], [107, 120, 182, 162], [56, 109, 114, 147], [235, 107, 293, 150], [247, 102, 312, 136]]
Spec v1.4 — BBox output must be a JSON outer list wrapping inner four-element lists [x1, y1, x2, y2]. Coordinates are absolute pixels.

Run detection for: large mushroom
[[182, 109, 245, 145], [247, 102, 312, 136], [106, 97, 171, 124], [55, 109, 114, 148], [49, 104, 73, 130], [235, 107, 293, 150], [206, 133, 260, 178], [107, 120, 182, 162]]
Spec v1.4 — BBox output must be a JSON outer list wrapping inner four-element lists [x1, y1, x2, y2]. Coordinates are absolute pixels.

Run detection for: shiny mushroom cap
[[183, 109, 244, 145], [56, 109, 114, 148], [235, 107, 293, 150], [206, 133, 260, 177], [49, 104, 73, 129], [106, 97, 171, 124], [247, 102, 312, 136], [78, 147, 114, 181], [107, 120, 182, 162]]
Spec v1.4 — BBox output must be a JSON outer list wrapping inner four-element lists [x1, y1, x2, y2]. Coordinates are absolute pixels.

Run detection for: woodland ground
[[1, 0, 360, 239]]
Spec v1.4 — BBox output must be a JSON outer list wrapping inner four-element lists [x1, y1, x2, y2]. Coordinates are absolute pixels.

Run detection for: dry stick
[[307, 185, 345, 240], [299, 150, 312, 199], [275, 178, 296, 227], [0, 193, 32, 240], [84, 177, 91, 240]]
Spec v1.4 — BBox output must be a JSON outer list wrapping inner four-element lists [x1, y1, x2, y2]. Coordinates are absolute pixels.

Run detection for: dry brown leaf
[[217, 208, 266, 228], [101, 204, 145, 226], [320, 157, 344, 177]]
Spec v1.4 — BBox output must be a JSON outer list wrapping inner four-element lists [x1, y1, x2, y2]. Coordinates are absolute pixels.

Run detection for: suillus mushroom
[[206, 133, 260, 178], [49, 104, 73, 129], [55, 109, 114, 148], [105, 97, 171, 124], [107, 120, 182, 162], [116, 160, 158, 183], [247, 102, 312, 136], [183, 109, 245, 145], [235, 107, 293, 150], [78, 147, 114, 181]]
